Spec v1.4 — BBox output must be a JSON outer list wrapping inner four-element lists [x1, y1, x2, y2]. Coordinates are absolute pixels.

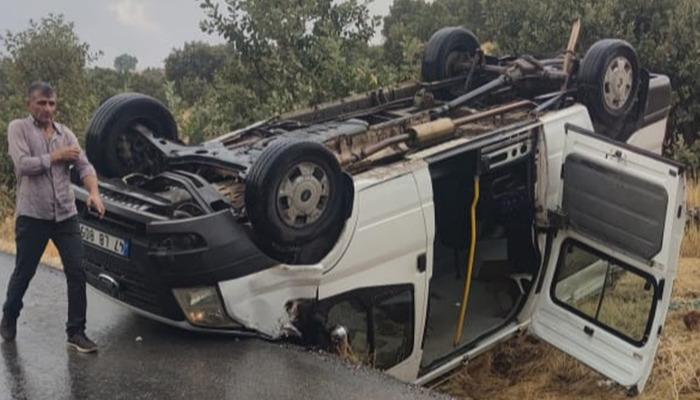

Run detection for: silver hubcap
[[276, 162, 329, 228], [603, 56, 634, 110]]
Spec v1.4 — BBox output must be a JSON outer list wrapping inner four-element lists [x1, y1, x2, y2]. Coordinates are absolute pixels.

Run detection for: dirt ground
[[438, 257, 700, 400]]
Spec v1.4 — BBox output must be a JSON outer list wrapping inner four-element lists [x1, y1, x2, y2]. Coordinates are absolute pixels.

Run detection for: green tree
[[663, 0, 700, 143], [1, 14, 99, 133], [182, 0, 388, 142], [164, 41, 229, 105], [381, 0, 433, 68], [130, 67, 167, 102], [199, 0, 381, 108], [114, 53, 138, 91], [0, 56, 15, 193], [113, 53, 138, 74], [86, 66, 122, 104]]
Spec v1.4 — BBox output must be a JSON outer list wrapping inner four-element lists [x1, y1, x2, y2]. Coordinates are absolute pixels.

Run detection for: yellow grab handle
[[453, 176, 480, 347]]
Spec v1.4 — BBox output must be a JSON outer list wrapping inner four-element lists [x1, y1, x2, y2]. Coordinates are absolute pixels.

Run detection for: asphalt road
[[0, 253, 445, 400]]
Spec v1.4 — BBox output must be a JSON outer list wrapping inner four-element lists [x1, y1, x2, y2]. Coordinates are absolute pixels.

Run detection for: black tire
[[421, 27, 480, 82], [85, 93, 178, 177], [578, 39, 640, 128], [245, 139, 347, 247]]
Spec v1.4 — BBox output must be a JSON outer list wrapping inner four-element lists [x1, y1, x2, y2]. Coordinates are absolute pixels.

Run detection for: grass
[[686, 178, 700, 211], [573, 268, 654, 343]]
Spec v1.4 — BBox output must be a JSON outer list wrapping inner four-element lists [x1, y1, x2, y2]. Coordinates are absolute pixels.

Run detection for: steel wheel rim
[[276, 161, 330, 228], [603, 56, 634, 111]]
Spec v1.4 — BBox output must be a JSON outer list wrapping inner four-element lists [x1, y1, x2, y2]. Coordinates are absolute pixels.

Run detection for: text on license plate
[[80, 224, 130, 257]]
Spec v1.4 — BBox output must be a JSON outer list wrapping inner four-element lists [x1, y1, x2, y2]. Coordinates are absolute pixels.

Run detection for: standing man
[[0, 81, 105, 353]]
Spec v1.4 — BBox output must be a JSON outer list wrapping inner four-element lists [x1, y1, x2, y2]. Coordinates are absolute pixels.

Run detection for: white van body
[[211, 104, 683, 392]]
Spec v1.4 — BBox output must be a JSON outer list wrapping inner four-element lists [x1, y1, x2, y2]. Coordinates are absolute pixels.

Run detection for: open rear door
[[531, 123, 686, 392]]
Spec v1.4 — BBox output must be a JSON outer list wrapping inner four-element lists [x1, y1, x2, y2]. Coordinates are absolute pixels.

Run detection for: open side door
[[530, 123, 686, 392]]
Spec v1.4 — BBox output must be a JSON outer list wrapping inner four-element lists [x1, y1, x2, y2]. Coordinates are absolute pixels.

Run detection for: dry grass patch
[[686, 179, 700, 210], [683, 180, 700, 257], [0, 215, 62, 269], [681, 224, 700, 258]]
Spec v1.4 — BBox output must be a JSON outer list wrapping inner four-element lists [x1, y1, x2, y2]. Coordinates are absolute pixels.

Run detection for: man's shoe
[[0, 315, 16, 341], [67, 333, 98, 353]]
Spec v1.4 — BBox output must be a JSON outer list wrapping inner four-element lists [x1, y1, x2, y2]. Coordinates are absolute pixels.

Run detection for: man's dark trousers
[[2, 215, 86, 337]]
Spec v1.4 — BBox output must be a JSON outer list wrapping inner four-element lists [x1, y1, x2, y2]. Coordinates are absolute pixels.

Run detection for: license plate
[[80, 224, 130, 257]]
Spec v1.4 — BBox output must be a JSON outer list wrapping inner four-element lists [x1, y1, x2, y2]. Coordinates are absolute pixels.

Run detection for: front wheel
[[85, 93, 178, 178], [245, 139, 348, 249]]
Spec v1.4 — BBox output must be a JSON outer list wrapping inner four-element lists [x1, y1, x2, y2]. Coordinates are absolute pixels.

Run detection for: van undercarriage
[[73, 25, 684, 393]]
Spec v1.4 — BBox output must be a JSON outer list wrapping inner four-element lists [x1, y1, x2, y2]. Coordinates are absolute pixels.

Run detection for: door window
[[552, 240, 657, 345], [321, 285, 414, 369], [326, 299, 371, 364], [373, 289, 414, 368]]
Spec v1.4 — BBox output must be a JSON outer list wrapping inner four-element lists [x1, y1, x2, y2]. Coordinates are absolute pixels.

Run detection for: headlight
[[173, 287, 239, 328]]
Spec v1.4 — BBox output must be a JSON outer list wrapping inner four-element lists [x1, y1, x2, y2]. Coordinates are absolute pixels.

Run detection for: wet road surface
[[0, 253, 446, 400]]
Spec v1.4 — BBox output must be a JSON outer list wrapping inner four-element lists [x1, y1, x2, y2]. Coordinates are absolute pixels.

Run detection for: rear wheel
[[245, 139, 348, 250], [86, 93, 178, 177], [578, 39, 640, 131], [421, 27, 480, 82]]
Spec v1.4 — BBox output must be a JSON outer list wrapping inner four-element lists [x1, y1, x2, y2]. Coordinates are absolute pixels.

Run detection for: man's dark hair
[[27, 81, 55, 98]]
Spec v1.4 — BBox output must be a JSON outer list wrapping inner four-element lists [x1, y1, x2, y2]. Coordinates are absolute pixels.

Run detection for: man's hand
[[86, 192, 105, 218], [51, 145, 81, 163], [82, 175, 104, 218]]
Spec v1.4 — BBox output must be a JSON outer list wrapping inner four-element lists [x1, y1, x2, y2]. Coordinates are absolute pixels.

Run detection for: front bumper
[[74, 185, 278, 325], [90, 286, 264, 337]]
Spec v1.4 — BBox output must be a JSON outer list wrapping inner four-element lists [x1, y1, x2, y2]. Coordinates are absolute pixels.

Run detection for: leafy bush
[[669, 136, 700, 177], [2, 2, 700, 188]]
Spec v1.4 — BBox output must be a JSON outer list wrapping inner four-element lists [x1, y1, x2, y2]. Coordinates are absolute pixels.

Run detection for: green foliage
[[664, 0, 700, 143], [669, 136, 700, 176], [130, 68, 167, 103], [0, 57, 16, 191], [113, 53, 138, 91], [180, 58, 263, 143], [0, 14, 99, 134], [382, 0, 483, 65], [86, 67, 122, 105], [164, 41, 229, 105], [198, 0, 382, 115]]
